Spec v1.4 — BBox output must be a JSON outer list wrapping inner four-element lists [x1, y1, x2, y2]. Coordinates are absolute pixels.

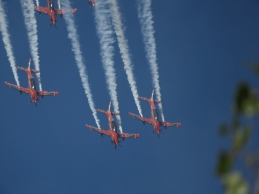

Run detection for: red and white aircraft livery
[[129, 89, 181, 136], [32, 0, 77, 26], [88, 0, 94, 7], [86, 101, 140, 148], [5, 58, 58, 106]]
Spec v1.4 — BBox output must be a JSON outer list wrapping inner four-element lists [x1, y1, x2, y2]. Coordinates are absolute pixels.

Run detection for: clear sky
[[0, 0, 259, 193]]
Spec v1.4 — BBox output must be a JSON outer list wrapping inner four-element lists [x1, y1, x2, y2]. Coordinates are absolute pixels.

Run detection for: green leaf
[[234, 83, 250, 113], [233, 127, 251, 151], [222, 171, 249, 194], [216, 151, 233, 176], [243, 92, 259, 116], [234, 83, 259, 116]]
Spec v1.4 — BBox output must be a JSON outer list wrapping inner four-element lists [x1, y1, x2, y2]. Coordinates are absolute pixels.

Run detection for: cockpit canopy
[[152, 108, 159, 120], [49, 0, 54, 10], [111, 120, 118, 132], [30, 78, 36, 90]]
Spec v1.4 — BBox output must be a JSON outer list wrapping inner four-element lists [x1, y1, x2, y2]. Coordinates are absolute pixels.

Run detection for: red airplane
[[4, 58, 58, 106], [129, 89, 181, 136], [86, 101, 140, 148], [88, 0, 94, 7], [30, 0, 77, 26]]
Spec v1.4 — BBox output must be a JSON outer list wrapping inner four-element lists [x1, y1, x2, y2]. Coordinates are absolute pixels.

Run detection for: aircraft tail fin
[[16, 58, 39, 73], [28, 58, 39, 73], [151, 89, 162, 103], [108, 101, 119, 115]]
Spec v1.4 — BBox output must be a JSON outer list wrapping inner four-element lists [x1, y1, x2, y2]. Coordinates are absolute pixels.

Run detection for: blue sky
[[1, 0, 259, 193]]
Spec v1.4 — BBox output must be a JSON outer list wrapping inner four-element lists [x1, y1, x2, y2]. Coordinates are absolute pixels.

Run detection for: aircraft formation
[[2, 0, 181, 149]]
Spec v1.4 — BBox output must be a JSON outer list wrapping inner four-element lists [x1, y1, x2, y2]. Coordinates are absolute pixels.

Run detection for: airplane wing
[[5, 82, 29, 94], [160, 121, 181, 127], [34, 6, 50, 15], [37, 91, 58, 96], [16, 66, 27, 71], [86, 124, 110, 137], [128, 112, 153, 125], [119, 133, 139, 139], [55, 8, 77, 15]]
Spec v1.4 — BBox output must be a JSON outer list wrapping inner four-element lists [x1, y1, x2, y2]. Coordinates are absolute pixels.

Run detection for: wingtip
[[135, 134, 140, 138], [177, 123, 181, 127]]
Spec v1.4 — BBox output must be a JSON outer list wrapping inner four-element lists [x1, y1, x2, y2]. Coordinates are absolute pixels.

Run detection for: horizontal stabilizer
[[139, 96, 149, 101], [96, 109, 106, 114], [111, 111, 120, 115], [16, 66, 40, 73], [154, 99, 162, 104]]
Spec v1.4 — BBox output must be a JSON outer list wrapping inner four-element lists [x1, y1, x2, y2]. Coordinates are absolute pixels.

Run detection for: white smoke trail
[[57, 0, 61, 9], [35, 0, 39, 6], [94, 0, 123, 133], [20, 0, 42, 90], [61, 0, 100, 128], [0, 0, 20, 86], [108, 0, 143, 117], [137, 0, 165, 121]]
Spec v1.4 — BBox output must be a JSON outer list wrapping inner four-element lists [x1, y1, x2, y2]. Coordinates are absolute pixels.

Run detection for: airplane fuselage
[[106, 112, 119, 146], [47, 0, 56, 25], [89, 0, 94, 7], [148, 99, 161, 134], [25, 69, 38, 103]]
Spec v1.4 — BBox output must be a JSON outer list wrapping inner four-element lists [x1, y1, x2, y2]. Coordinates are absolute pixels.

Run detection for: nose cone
[[54, 91, 58, 96], [177, 123, 181, 127], [115, 140, 119, 145], [135, 134, 140, 138]]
